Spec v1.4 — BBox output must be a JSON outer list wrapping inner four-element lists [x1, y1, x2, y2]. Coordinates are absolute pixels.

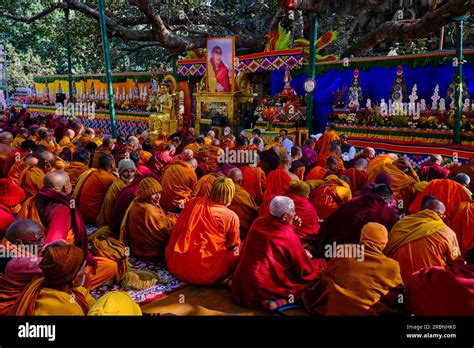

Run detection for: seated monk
[[193, 173, 222, 197], [315, 143, 344, 173], [37, 129, 61, 155], [263, 136, 287, 154], [405, 249, 474, 315], [152, 132, 169, 152], [160, 157, 198, 212], [183, 136, 205, 156], [367, 153, 397, 173], [166, 177, 241, 284], [10, 243, 96, 315], [78, 128, 96, 148], [18, 171, 117, 288], [115, 136, 140, 166], [2, 220, 44, 283], [265, 154, 299, 197], [313, 184, 398, 258], [120, 177, 173, 260], [12, 128, 28, 149], [418, 154, 450, 181], [19, 150, 56, 198], [303, 223, 404, 315], [96, 159, 136, 228], [450, 156, 474, 192], [368, 157, 419, 210], [310, 175, 352, 220], [287, 180, 320, 247], [58, 129, 77, 152], [128, 151, 153, 178], [74, 154, 117, 225], [447, 202, 474, 258], [289, 146, 306, 180], [206, 138, 224, 173], [8, 154, 37, 187], [409, 175, 472, 221], [258, 146, 280, 175], [301, 138, 318, 172], [227, 168, 258, 239], [220, 127, 236, 149], [204, 130, 216, 146], [0, 132, 20, 178], [306, 156, 338, 181], [240, 156, 266, 206], [0, 179, 25, 238], [91, 136, 114, 169], [232, 196, 323, 308], [316, 122, 339, 157], [346, 147, 375, 169], [342, 158, 368, 194], [64, 149, 90, 189], [148, 144, 176, 177], [139, 141, 153, 165], [385, 198, 463, 283]]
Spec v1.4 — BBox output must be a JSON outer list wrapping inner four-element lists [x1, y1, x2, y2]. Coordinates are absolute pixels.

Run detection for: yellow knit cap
[[288, 180, 310, 198], [209, 177, 235, 205], [138, 177, 162, 200], [87, 291, 142, 316]]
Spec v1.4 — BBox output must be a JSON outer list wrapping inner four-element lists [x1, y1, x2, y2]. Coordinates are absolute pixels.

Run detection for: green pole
[[64, 7, 73, 104], [453, 15, 469, 145], [172, 55, 178, 81], [306, 15, 318, 134], [98, 0, 118, 138]]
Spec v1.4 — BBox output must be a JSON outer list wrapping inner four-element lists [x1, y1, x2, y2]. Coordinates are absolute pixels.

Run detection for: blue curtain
[[271, 61, 474, 133]]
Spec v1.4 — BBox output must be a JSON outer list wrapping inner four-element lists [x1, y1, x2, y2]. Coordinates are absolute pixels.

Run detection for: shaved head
[[422, 198, 446, 216], [127, 136, 139, 145], [24, 155, 39, 167], [454, 173, 471, 187], [354, 158, 368, 170], [182, 149, 194, 159], [65, 129, 75, 138], [6, 219, 45, 248], [387, 153, 398, 161], [38, 151, 56, 171], [0, 132, 13, 145], [43, 170, 72, 195], [188, 157, 198, 170], [227, 168, 243, 185], [430, 154, 443, 164], [339, 175, 351, 185]]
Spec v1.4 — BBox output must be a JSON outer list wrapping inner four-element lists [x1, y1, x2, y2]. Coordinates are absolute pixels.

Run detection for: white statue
[[431, 84, 440, 111], [366, 99, 372, 110], [420, 99, 427, 112], [380, 99, 388, 116], [439, 98, 446, 113], [408, 84, 418, 115]]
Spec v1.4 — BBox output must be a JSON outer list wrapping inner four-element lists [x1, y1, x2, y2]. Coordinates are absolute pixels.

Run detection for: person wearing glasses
[[208, 45, 230, 93]]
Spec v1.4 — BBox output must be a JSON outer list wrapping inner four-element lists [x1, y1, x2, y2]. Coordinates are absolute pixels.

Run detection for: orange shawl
[[64, 161, 89, 189], [160, 160, 198, 212], [316, 130, 340, 156], [448, 202, 474, 258], [228, 184, 258, 238], [240, 166, 266, 206], [19, 166, 45, 198], [265, 169, 292, 196], [192, 173, 222, 197]]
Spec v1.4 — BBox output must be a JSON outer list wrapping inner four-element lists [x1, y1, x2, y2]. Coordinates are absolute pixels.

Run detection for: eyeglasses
[[214, 51, 222, 55]]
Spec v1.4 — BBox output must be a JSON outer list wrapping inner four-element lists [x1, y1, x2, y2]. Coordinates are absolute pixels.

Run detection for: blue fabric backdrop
[[271, 61, 474, 133]]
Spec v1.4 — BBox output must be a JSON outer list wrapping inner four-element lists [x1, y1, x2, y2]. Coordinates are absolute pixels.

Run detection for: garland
[[33, 73, 170, 84]]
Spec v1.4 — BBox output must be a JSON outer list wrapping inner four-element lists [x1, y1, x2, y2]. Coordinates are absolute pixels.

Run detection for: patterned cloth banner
[[178, 49, 304, 77]]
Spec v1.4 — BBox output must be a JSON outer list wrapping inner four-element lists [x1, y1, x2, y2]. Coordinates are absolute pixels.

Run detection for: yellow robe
[[96, 178, 128, 228], [19, 166, 45, 198]]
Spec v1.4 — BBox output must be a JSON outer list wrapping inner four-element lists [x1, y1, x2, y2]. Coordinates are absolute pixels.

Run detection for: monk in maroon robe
[[232, 196, 324, 308]]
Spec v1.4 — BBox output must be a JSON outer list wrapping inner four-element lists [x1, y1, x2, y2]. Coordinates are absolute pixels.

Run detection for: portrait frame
[[206, 37, 235, 94]]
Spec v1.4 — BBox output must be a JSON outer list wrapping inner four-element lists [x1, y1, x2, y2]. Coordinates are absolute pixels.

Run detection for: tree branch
[[0, 2, 65, 24], [344, 0, 473, 56]]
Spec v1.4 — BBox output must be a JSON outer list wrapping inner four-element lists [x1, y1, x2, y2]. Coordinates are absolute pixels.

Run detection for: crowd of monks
[[0, 108, 473, 316]]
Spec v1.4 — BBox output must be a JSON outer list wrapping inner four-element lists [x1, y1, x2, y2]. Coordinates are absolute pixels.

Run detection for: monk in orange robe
[[8, 154, 37, 186], [227, 168, 258, 239], [303, 223, 404, 315], [64, 149, 90, 189], [385, 198, 463, 283], [315, 143, 344, 172], [367, 153, 397, 173], [74, 154, 117, 225], [287, 180, 320, 246], [78, 128, 96, 148], [0, 179, 25, 238], [192, 172, 222, 197], [232, 196, 323, 308], [409, 177, 471, 220], [160, 158, 198, 212], [120, 177, 173, 260], [263, 136, 287, 154], [58, 129, 77, 152], [368, 157, 419, 209], [306, 156, 338, 181], [316, 123, 339, 157], [12, 128, 28, 149], [152, 132, 169, 152], [206, 138, 224, 173], [37, 129, 61, 155], [10, 244, 96, 316], [96, 159, 136, 227], [91, 136, 114, 169], [265, 154, 299, 197], [310, 175, 352, 220], [184, 136, 205, 155], [448, 202, 474, 258], [166, 177, 241, 284], [240, 163, 266, 206], [220, 127, 236, 149], [19, 151, 56, 198], [342, 158, 368, 193]]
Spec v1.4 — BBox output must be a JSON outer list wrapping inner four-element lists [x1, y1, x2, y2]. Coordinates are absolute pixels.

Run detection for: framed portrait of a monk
[[206, 37, 235, 93]]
